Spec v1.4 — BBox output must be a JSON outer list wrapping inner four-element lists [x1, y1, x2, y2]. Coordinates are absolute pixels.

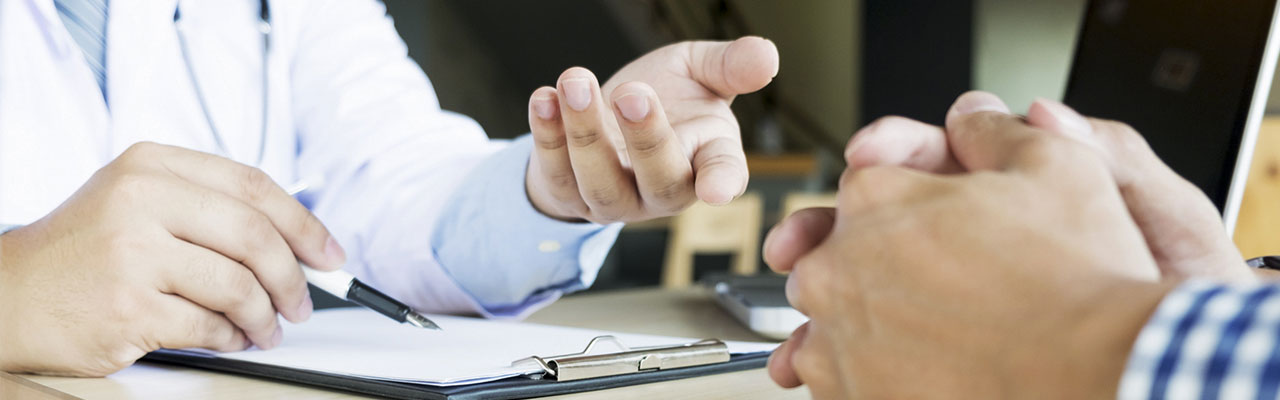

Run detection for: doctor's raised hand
[[0, 143, 344, 376], [525, 37, 779, 222]]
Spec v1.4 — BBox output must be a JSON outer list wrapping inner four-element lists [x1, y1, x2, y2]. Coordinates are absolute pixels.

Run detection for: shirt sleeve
[[431, 135, 623, 319], [0, 224, 18, 234], [282, 0, 621, 318], [1118, 279, 1280, 399]]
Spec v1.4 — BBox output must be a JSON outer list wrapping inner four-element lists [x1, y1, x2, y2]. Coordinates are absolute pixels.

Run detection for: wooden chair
[[780, 192, 838, 220], [1236, 117, 1280, 257], [662, 193, 764, 288]]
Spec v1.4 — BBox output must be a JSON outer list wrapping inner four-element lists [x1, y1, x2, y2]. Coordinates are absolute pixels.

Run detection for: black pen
[[287, 181, 441, 330], [301, 266, 441, 330]]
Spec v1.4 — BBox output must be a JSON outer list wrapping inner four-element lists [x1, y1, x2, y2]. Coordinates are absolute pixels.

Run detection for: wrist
[[1003, 278, 1176, 399]]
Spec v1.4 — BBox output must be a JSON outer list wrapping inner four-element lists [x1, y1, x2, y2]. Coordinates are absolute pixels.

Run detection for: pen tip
[[406, 312, 442, 330]]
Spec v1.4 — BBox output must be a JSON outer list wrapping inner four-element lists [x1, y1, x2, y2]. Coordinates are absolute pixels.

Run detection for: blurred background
[[382, 0, 1280, 291]]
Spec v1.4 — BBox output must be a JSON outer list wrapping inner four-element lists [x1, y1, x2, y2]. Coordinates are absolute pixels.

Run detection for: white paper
[[181, 308, 777, 387]]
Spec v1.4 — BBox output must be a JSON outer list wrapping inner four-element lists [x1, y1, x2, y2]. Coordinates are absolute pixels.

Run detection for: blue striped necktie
[[54, 0, 109, 99]]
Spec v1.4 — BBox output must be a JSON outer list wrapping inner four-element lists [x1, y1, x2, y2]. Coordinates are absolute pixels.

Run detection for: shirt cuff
[[1118, 279, 1280, 399], [431, 135, 622, 319], [0, 224, 20, 234]]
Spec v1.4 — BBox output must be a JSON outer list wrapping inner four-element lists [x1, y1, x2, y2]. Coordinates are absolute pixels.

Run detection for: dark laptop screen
[[1063, 0, 1276, 209]]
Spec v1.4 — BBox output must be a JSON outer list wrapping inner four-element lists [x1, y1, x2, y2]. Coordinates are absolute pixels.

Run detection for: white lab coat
[[0, 0, 554, 315]]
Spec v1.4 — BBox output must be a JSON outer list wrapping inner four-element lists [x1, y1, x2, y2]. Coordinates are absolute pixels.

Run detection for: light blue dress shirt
[[430, 135, 624, 318]]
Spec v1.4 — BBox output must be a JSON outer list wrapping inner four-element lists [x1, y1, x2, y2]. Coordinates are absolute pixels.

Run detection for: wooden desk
[[14, 288, 809, 400]]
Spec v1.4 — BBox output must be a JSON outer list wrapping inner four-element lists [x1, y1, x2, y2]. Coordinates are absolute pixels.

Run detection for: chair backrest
[[780, 192, 837, 220], [661, 193, 764, 288]]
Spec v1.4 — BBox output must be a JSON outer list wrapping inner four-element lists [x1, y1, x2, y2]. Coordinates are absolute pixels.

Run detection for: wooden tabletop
[[14, 287, 810, 399]]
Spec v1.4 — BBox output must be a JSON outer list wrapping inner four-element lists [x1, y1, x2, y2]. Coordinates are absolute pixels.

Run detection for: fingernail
[[271, 326, 283, 348], [614, 93, 650, 123], [324, 237, 346, 267], [563, 78, 592, 111], [296, 292, 313, 322], [532, 97, 557, 120], [950, 91, 1010, 116], [1035, 98, 1092, 135]]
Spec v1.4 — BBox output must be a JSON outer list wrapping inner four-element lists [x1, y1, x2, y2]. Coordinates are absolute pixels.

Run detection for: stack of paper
[[168, 309, 778, 386]]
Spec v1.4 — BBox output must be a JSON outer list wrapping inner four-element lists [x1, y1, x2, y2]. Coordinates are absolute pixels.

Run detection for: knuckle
[[225, 275, 258, 311], [533, 131, 568, 150], [785, 278, 807, 314], [647, 181, 694, 213], [1098, 120, 1152, 155], [627, 128, 668, 158], [1018, 136, 1112, 187], [113, 142, 168, 172], [105, 347, 142, 373], [786, 259, 822, 313], [565, 127, 604, 148], [547, 170, 578, 189], [585, 186, 622, 207], [241, 212, 278, 249], [1018, 135, 1081, 165], [184, 313, 216, 342], [122, 141, 162, 160], [238, 167, 277, 204], [839, 166, 906, 209], [295, 214, 328, 246], [198, 316, 235, 347], [699, 152, 745, 175], [790, 345, 824, 381]]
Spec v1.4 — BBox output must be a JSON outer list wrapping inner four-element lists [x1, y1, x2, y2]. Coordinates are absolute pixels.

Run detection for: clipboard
[[142, 335, 770, 400]]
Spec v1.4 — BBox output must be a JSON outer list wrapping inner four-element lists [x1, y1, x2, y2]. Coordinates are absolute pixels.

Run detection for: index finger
[[845, 116, 963, 173], [121, 143, 345, 271]]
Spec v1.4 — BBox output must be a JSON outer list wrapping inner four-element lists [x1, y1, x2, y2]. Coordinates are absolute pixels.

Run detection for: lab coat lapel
[[108, 0, 266, 165], [0, 0, 110, 222], [106, 0, 220, 158]]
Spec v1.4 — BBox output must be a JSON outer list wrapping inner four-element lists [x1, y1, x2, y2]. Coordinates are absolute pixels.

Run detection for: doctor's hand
[[0, 143, 345, 376], [525, 36, 779, 223], [764, 104, 1172, 398], [837, 92, 1252, 282]]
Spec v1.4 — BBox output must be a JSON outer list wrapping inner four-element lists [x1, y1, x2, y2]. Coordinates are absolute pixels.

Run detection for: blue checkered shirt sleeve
[[1120, 279, 1280, 399]]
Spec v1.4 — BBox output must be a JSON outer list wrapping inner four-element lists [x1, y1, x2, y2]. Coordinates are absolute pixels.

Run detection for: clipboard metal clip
[[512, 335, 731, 381]]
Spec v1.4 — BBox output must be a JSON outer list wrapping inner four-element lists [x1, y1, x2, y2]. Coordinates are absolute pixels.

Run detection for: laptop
[[1064, 0, 1280, 232], [715, 0, 1280, 339]]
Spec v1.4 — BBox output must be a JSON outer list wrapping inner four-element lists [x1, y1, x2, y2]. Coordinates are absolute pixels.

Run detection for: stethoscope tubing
[[172, 0, 271, 167]]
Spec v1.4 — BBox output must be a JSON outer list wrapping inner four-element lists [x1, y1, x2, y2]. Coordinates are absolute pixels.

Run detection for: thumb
[[687, 36, 780, 99], [943, 91, 1048, 172], [943, 90, 1102, 178]]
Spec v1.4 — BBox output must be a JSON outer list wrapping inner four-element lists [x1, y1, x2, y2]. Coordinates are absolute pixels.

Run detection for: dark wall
[[383, 1, 656, 139], [862, 0, 974, 126]]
